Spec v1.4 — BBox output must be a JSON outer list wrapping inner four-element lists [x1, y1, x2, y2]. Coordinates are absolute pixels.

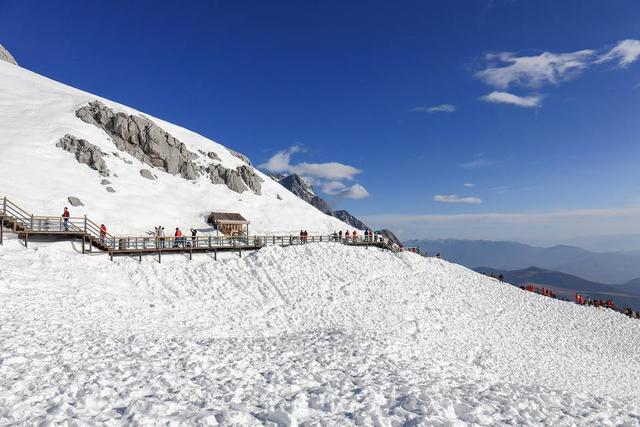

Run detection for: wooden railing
[[1, 195, 399, 255]]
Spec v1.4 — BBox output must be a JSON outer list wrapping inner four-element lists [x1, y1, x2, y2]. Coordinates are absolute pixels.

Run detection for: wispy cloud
[[481, 91, 542, 108], [596, 39, 640, 68], [474, 39, 640, 108], [460, 153, 495, 169], [476, 50, 594, 89], [322, 181, 370, 199], [260, 146, 361, 181], [434, 194, 482, 204], [260, 146, 369, 200], [413, 104, 457, 113], [463, 183, 475, 188]]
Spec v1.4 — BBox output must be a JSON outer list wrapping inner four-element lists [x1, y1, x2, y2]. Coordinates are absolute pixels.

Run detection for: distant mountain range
[[473, 266, 640, 311], [405, 239, 640, 285]]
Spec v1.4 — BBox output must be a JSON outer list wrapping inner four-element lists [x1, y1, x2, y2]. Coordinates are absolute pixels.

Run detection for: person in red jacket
[[174, 227, 183, 248], [100, 224, 107, 241], [61, 207, 70, 231]]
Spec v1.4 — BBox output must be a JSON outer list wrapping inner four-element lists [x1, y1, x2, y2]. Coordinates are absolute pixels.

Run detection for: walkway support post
[[214, 248, 217, 260], [24, 232, 28, 248]]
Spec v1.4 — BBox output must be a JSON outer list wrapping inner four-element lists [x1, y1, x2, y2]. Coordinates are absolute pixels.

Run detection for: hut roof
[[207, 212, 250, 224]]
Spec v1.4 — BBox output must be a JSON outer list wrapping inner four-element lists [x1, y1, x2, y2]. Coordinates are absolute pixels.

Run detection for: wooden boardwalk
[[1, 196, 397, 262]]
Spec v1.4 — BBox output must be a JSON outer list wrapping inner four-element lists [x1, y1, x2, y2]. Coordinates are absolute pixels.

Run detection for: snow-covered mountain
[[0, 59, 351, 235], [2, 237, 640, 424]]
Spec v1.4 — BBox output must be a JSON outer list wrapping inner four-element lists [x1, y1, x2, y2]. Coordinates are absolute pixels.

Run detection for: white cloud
[[476, 50, 594, 89], [322, 181, 346, 195], [597, 39, 640, 68], [322, 181, 370, 199], [260, 146, 362, 181], [463, 183, 475, 188], [413, 104, 456, 113], [460, 154, 494, 169], [261, 146, 369, 200], [434, 194, 482, 204], [339, 184, 371, 199], [481, 91, 542, 108]]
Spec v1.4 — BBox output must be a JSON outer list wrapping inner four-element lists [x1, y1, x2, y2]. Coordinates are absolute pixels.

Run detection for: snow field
[[1, 238, 640, 425], [0, 60, 350, 235]]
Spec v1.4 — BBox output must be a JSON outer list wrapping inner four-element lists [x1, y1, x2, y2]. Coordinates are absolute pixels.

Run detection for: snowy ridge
[[1, 238, 639, 424], [0, 61, 350, 235]]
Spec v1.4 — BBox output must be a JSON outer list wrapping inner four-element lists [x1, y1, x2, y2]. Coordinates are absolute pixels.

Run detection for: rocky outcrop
[[68, 197, 84, 207], [140, 169, 156, 180], [56, 134, 110, 176], [376, 229, 401, 246], [0, 44, 17, 66], [76, 101, 200, 181], [106, 186, 116, 193], [277, 174, 332, 214], [207, 165, 247, 193], [75, 101, 263, 195], [228, 149, 252, 165], [237, 165, 264, 195], [332, 210, 369, 230]]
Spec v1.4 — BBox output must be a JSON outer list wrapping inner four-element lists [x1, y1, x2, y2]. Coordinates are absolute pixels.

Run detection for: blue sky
[[1, 0, 639, 243]]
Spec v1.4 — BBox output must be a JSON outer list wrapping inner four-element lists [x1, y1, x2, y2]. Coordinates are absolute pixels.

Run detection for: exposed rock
[[68, 196, 84, 207], [207, 151, 221, 161], [276, 194, 283, 200], [76, 101, 200, 180], [376, 229, 401, 246], [56, 134, 110, 176], [237, 165, 264, 195], [140, 169, 156, 180], [0, 44, 17, 66], [277, 174, 332, 214], [100, 179, 111, 185], [105, 186, 116, 193], [332, 210, 369, 230], [228, 149, 252, 165]]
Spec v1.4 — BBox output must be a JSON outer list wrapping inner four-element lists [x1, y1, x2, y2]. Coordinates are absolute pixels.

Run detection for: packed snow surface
[[1, 238, 640, 425], [0, 60, 349, 235]]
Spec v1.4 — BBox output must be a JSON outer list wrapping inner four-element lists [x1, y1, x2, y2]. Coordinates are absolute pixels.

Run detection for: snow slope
[[1, 238, 640, 425], [0, 60, 350, 235]]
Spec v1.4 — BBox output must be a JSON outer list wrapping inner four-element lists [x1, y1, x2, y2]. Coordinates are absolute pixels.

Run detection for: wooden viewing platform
[[1, 196, 398, 262]]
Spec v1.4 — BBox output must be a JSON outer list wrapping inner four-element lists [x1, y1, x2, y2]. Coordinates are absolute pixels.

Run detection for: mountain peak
[[0, 43, 18, 66]]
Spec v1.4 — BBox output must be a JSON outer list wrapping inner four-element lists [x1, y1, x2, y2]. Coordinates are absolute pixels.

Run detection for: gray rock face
[[206, 164, 247, 193], [332, 210, 369, 230], [207, 151, 221, 161], [105, 186, 116, 193], [278, 174, 332, 214], [100, 179, 112, 185], [76, 100, 263, 195], [237, 165, 264, 195], [140, 169, 156, 180], [228, 149, 252, 165], [68, 197, 84, 207], [0, 44, 18, 66], [376, 229, 401, 246], [76, 101, 200, 180], [56, 134, 110, 176]]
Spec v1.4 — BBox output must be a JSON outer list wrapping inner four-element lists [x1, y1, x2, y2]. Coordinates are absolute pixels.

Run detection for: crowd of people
[[330, 229, 380, 243], [522, 284, 556, 299]]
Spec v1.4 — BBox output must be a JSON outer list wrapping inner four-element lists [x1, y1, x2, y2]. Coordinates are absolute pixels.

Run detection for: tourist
[[100, 224, 107, 241], [61, 207, 70, 231], [190, 228, 198, 247]]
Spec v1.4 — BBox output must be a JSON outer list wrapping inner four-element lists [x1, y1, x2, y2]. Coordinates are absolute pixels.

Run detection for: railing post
[[30, 214, 33, 230], [2, 197, 6, 215], [0, 217, 3, 245], [84, 215, 87, 234]]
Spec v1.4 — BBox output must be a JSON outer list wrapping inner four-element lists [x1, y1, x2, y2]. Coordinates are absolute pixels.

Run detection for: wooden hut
[[207, 212, 250, 236]]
